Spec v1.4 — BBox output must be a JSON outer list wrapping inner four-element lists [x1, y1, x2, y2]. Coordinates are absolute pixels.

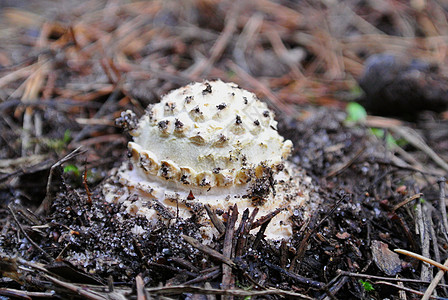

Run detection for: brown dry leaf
[[396, 185, 407, 195], [336, 232, 351, 239], [371, 240, 402, 276], [0, 255, 22, 284]]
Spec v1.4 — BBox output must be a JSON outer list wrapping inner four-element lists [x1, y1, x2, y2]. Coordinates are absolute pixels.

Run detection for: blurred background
[[1, 0, 447, 115]]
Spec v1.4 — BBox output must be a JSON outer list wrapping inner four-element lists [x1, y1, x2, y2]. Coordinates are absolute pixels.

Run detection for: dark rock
[[358, 54, 448, 117]]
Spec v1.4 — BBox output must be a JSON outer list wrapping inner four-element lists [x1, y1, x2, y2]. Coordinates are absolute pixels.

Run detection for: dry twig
[[35, 146, 85, 215], [395, 249, 448, 272], [181, 234, 235, 268], [204, 204, 226, 234], [422, 258, 448, 300], [8, 204, 54, 262]]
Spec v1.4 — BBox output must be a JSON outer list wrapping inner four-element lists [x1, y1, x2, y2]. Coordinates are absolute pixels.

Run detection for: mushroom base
[[103, 161, 315, 241]]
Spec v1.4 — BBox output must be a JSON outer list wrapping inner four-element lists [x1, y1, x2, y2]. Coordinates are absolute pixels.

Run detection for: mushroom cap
[[104, 80, 316, 241], [128, 80, 292, 188]]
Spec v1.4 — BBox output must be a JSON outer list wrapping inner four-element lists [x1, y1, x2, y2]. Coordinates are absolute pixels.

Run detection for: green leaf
[[45, 138, 65, 151], [44, 129, 72, 152], [63, 164, 80, 177], [369, 128, 383, 138], [394, 137, 409, 147], [369, 128, 404, 149], [359, 279, 375, 292], [348, 84, 364, 100], [63, 129, 72, 144], [346, 102, 367, 122], [385, 132, 397, 148]]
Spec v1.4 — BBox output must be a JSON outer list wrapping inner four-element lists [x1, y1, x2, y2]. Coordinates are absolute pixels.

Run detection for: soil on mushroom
[[1, 1, 448, 299]]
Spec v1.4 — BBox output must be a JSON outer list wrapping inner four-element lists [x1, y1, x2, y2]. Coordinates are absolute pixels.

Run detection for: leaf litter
[[1, 0, 448, 299]]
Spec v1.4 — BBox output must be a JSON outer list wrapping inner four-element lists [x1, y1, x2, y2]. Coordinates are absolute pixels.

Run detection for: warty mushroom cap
[[103, 80, 317, 241]]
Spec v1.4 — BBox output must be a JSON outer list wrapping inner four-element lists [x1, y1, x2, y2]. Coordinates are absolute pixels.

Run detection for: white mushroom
[[103, 80, 317, 241]]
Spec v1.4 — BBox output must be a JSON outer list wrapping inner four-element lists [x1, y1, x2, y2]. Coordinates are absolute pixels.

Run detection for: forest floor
[[1, 0, 448, 299]]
